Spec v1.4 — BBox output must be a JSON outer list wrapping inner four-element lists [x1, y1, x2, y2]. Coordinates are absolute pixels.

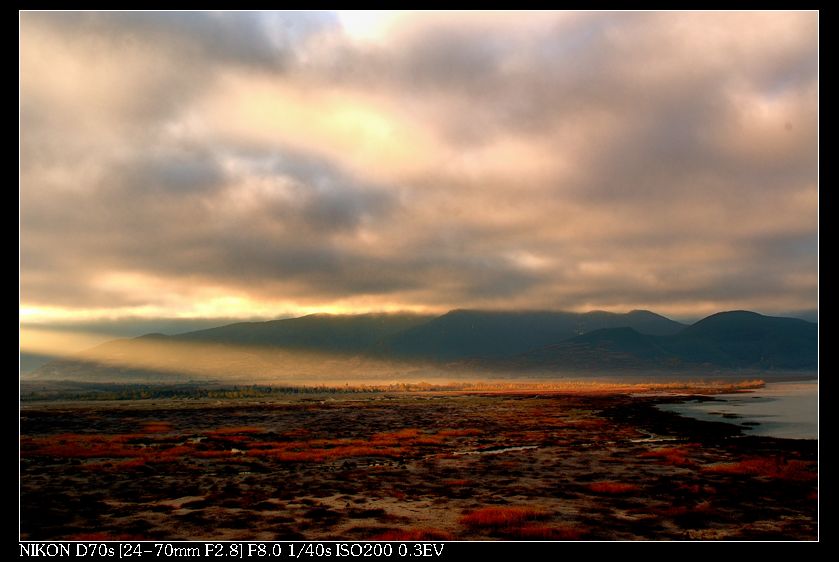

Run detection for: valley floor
[[20, 389, 818, 540]]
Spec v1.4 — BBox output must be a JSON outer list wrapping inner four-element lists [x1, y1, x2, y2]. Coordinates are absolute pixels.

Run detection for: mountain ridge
[[26, 309, 817, 382]]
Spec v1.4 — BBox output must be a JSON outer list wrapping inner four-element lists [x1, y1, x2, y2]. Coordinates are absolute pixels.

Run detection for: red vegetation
[[413, 435, 447, 445], [245, 428, 466, 462], [247, 440, 405, 462], [114, 459, 148, 469], [640, 447, 694, 466], [208, 435, 252, 443], [140, 422, 172, 434], [703, 457, 816, 481], [282, 428, 311, 438], [205, 426, 264, 436], [438, 428, 481, 437], [460, 506, 546, 529], [22, 434, 140, 458], [677, 483, 716, 495], [442, 479, 471, 487], [586, 481, 639, 494], [372, 429, 420, 441], [504, 524, 584, 540], [659, 500, 714, 517], [371, 529, 453, 540], [18, 425, 469, 467], [66, 532, 146, 540]]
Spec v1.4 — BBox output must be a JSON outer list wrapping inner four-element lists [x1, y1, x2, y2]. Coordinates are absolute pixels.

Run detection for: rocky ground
[[20, 390, 818, 540]]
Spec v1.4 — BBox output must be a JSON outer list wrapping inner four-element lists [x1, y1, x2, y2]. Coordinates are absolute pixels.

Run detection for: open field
[[20, 383, 817, 540]]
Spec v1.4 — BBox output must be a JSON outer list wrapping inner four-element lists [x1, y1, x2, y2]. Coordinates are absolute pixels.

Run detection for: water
[[657, 380, 818, 439]]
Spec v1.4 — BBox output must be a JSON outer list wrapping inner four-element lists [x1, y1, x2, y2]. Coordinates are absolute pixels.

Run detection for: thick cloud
[[20, 11, 818, 323]]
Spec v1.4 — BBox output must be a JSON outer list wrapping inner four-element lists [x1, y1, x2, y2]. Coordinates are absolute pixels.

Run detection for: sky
[[20, 11, 818, 341]]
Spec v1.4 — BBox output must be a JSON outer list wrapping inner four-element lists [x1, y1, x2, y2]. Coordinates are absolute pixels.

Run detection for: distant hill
[[515, 311, 817, 371], [26, 309, 816, 382], [173, 313, 434, 353], [667, 311, 818, 369], [383, 309, 684, 361]]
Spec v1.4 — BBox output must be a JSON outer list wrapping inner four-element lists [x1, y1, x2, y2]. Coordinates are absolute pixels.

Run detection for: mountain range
[[27, 309, 817, 382]]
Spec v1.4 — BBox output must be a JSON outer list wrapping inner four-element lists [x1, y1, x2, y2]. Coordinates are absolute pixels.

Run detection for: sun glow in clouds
[[336, 11, 398, 43]]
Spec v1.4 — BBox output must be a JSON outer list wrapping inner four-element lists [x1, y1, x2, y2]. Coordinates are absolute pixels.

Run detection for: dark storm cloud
[[20, 11, 818, 320], [25, 11, 339, 70], [116, 149, 228, 194]]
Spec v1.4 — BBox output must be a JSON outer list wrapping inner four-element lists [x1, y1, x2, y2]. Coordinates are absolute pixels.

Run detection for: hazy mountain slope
[[173, 313, 435, 353], [26, 309, 816, 382], [383, 309, 684, 361], [514, 327, 681, 371], [516, 311, 817, 371], [663, 311, 818, 369]]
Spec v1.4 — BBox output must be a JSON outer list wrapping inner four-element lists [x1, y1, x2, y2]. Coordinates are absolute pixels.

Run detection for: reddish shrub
[[140, 422, 172, 434], [677, 483, 716, 495], [442, 479, 471, 487], [66, 532, 146, 540], [460, 506, 545, 528], [206, 426, 264, 436], [371, 529, 453, 540], [248, 440, 405, 462], [247, 441, 280, 449], [282, 428, 311, 438], [157, 445, 195, 458], [217, 434, 252, 441], [414, 435, 446, 445], [114, 458, 148, 469], [193, 450, 238, 459], [659, 500, 714, 517], [372, 429, 420, 443], [587, 482, 639, 494], [438, 428, 481, 437], [25, 434, 138, 458], [640, 447, 694, 466], [703, 458, 816, 481], [505, 524, 583, 540]]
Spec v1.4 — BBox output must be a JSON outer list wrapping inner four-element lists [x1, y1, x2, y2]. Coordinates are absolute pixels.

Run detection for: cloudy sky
[[20, 11, 818, 331]]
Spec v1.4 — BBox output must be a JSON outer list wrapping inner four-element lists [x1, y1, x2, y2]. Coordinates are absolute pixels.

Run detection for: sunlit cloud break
[[20, 11, 818, 324]]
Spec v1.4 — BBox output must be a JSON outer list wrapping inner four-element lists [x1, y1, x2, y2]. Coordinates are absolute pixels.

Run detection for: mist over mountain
[[27, 309, 817, 383]]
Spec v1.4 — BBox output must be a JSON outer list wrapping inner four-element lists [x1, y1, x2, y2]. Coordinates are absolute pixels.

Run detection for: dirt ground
[[20, 391, 818, 540]]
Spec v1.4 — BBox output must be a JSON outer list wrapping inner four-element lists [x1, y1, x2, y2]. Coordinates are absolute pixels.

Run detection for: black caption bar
[[21, 541, 461, 560], [19, 541, 589, 559]]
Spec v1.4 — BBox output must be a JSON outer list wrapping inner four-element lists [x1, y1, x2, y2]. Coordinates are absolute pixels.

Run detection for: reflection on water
[[658, 380, 818, 439]]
